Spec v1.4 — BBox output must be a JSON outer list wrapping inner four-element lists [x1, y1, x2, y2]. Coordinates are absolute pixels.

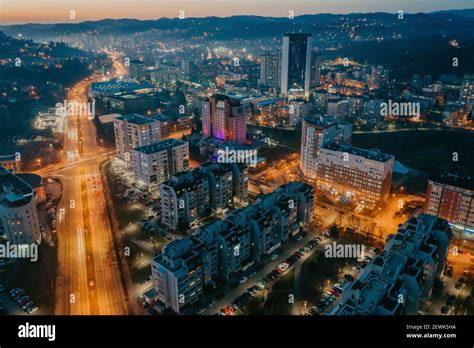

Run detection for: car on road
[[270, 254, 278, 261], [239, 276, 248, 284], [296, 235, 303, 241], [208, 300, 217, 308], [441, 306, 449, 315]]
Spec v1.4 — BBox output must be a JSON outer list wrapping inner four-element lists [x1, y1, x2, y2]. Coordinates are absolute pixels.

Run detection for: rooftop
[[304, 115, 337, 128], [0, 154, 17, 162], [16, 173, 42, 189], [116, 113, 159, 125], [430, 171, 474, 191], [91, 81, 154, 95], [323, 143, 394, 163], [134, 139, 187, 154], [0, 166, 34, 207], [107, 92, 157, 101]]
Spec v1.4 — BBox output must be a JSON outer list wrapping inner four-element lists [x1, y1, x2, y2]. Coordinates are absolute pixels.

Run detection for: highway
[[53, 51, 129, 315]]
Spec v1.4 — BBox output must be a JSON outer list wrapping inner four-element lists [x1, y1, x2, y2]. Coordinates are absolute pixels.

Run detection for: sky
[[1, 0, 474, 24]]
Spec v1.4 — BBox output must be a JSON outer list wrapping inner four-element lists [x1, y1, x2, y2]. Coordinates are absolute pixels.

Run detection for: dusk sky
[[1, 0, 473, 24]]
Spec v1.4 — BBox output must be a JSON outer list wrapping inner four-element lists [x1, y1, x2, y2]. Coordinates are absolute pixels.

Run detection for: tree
[[329, 223, 339, 239]]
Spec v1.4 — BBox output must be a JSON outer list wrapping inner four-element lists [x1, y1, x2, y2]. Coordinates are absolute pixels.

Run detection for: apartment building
[[113, 114, 161, 164], [299, 115, 352, 180], [132, 138, 189, 191], [424, 174, 474, 234], [202, 94, 249, 144], [332, 214, 452, 315], [160, 171, 211, 230], [151, 238, 204, 313], [0, 167, 41, 245], [159, 162, 248, 229], [152, 182, 314, 313], [316, 143, 394, 204]]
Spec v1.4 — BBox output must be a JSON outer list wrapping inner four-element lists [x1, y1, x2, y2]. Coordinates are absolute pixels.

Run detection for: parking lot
[[202, 228, 334, 316], [0, 286, 41, 316]]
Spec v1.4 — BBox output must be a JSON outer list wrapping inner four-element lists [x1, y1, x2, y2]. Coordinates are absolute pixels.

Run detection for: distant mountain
[[431, 8, 474, 18], [1, 10, 474, 42]]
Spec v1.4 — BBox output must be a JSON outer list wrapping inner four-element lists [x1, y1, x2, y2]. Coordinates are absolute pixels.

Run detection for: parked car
[[239, 276, 248, 284], [270, 254, 278, 261], [446, 295, 456, 306]]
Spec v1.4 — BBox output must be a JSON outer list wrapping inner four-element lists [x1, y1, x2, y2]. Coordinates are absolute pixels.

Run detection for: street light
[[36, 158, 42, 168]]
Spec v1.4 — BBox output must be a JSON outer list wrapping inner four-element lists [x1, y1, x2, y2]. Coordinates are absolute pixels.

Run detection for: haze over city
[[1, 0, 474, 23]]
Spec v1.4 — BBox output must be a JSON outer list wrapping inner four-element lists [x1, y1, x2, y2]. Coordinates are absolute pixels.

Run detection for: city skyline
[[1, 0, 474, 24]]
